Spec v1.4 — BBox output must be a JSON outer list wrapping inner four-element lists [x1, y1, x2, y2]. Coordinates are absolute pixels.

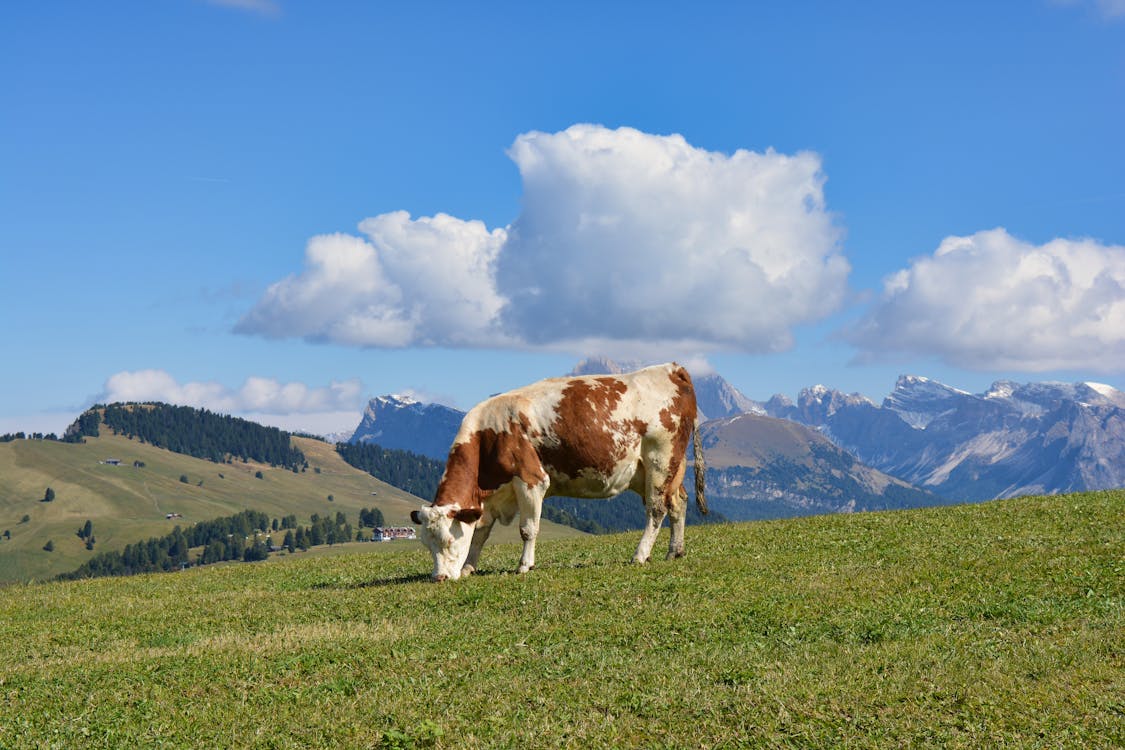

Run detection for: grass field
[[0, 489, 1120, 748], [0, 433, 582, 585]]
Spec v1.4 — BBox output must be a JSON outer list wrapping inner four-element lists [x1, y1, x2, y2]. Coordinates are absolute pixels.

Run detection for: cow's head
[[409, 504, 483, 581]]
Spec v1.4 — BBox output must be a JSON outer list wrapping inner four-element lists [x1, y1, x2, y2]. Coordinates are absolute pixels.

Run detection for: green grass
[[0, 434, 582, 585], [0, 489, 1121, 748]]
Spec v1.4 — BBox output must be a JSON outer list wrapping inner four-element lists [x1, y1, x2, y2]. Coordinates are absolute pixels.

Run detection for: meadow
[[0, 489, 1121, 749], [0, 433, 580, 585]]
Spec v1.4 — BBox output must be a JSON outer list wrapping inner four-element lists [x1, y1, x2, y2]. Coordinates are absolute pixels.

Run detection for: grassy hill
[[0, 433, 582, 585], [0, 490, 1120, 748]]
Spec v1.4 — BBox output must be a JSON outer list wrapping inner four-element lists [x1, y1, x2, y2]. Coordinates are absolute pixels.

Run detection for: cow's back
[[440, 363, 696, 501]]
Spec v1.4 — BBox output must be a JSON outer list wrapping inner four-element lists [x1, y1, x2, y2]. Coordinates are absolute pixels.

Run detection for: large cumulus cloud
[[848, 228, 1125, 371], [235, 124, 848, 356], [498, 125, 848, 352]]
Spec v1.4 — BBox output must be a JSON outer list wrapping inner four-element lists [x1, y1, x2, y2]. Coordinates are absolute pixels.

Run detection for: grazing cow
[[410, 363, 707, 581]]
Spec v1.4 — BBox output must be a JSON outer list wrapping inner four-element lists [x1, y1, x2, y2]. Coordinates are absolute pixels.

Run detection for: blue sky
[[2, 0, 1123, 436]]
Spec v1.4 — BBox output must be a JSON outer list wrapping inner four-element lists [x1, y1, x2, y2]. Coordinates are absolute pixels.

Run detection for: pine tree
[[43, 487, 55, 502]]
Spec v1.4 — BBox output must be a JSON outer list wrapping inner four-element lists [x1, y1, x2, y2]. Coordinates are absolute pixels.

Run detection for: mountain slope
[[0, 432, 581, 585], [699, 413, 942, 520]]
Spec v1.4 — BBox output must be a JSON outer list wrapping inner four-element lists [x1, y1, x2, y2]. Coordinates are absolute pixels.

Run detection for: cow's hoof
[[461, 564, 476, 576], [516, 564, 534, 574], [666, 550, 685, 560], [632, 556, 650, 564]]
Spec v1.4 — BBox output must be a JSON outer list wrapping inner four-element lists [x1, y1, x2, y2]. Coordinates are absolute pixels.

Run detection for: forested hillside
[[58, 509, 364, 581], [69, 403, 306, 469], [335, 441, 444, 499]]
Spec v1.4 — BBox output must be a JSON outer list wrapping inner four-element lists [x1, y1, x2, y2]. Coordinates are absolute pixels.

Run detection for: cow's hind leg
[[633, 509, 666, 564], [666, 486, 688, 560], [515, 479, 548, 574], [633, 454, 668, 564], [633, 502, 667, 564]]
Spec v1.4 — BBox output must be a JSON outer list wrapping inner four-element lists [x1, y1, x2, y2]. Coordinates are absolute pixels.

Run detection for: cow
[[409, 363, 707, 581]]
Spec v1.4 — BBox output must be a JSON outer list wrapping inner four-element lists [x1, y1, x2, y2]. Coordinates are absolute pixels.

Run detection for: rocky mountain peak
[[350, 395, 464, 460], [882, 375, 973, 429], [692, 372, 764, 420], [764, 393, 794, 413], [370, 393, 419, 411], [794, 385, 872, 425], [568, 357, 644, 376]]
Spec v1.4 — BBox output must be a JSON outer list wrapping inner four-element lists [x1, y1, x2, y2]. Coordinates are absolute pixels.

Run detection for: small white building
[[373, 526, 416, 542]]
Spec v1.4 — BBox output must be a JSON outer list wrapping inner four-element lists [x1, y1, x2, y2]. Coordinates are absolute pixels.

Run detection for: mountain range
[[764, 375, 1125, 501], [347, 359, 1125, 516], [349, 358, 948, 519]]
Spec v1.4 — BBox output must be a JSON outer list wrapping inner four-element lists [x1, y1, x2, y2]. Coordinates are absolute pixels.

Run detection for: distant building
[[372, 526, 416, 542], [165, 513, 183, 520], [103, 458, 121, 466]]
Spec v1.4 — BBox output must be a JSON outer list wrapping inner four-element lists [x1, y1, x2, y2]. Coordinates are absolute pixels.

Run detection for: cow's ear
[[451, 507, 482, 525]]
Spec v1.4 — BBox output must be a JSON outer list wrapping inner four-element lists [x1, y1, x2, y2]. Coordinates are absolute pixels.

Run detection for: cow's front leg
[[462, 512, 496, 576], [514, 479, 548, 573]]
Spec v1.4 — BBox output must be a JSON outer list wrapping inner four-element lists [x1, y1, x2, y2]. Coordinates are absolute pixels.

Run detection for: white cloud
[[237, 125, 848, 358], [497, 125, 848, 354], [848, 228, 1125, 372], [236, 215, 510, 347], [100, 369, 365, 415]]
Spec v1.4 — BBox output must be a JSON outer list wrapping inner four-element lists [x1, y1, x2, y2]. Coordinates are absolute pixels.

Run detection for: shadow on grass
[[310, 558, 623, 589], [312, 572, 432, 589]]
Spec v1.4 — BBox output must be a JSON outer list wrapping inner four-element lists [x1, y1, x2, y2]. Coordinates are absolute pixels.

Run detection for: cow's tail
[[692, 422, 707, 515]]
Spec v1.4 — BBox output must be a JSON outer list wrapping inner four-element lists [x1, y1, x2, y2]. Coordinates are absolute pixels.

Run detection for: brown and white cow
[[410, 363, 707, 581]]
